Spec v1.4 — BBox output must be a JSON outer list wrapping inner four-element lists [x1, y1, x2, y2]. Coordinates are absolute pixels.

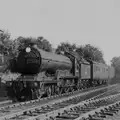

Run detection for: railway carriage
[[6, 44, 115, 101], [92, 62, 109, 85]]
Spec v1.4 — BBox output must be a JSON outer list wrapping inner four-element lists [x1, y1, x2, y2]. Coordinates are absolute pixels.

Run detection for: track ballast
[[0, 84, 119, 120]]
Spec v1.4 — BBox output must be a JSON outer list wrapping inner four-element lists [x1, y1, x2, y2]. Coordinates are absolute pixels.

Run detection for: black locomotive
[[6, 44, 115, 101]]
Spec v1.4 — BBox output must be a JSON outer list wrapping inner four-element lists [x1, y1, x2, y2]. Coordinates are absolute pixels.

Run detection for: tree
[[55, 42, 76, 54], [0, 30, 13, 73], [55, 43, 105, 63], [36, 37, 52, 52], [14, 36, 52, 53], [76, 44, 105, 63], [111, 57, 120, 76], [0, 30, 12, 56]]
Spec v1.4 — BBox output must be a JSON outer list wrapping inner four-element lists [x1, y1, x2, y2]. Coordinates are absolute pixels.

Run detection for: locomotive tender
[[6, 44, 115, 101]]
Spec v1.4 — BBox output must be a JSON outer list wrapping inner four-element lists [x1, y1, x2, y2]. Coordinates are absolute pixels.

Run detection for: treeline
[[0, 30, 105, 64], [111, 57, 120, 77]]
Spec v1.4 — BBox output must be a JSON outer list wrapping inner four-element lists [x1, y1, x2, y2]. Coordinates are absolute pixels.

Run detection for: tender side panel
[[81, 62, 90, 80]]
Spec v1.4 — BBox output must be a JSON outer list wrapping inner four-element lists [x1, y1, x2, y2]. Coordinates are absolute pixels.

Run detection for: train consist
[[6, 44, 115, 101]]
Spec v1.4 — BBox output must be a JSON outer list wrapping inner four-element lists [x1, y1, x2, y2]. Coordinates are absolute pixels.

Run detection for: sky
[[0, 0, 120, 64]]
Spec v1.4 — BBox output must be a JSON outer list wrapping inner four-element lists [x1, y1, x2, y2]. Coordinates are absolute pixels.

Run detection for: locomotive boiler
[[16, 45, 72, 75]]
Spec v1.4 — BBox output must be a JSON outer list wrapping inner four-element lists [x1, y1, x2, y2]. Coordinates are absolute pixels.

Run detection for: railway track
[[0, 100, 12, 106], [0, 84, 117, 108], [19, 92, 120, 120], [0, 85, 108, 108], [39, 93, 120, 120], [0, 84, 119, 120]]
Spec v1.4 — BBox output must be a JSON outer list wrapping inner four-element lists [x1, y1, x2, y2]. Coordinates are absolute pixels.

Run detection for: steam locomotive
[[6, 44, 115, 101]]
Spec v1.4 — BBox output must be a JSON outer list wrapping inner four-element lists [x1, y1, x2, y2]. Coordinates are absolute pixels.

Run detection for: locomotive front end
[[16, 46, 41, 74]]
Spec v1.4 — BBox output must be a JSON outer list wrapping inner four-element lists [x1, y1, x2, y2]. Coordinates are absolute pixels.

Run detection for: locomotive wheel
[[58, 87, 63, 95], [64, 87, 69, 93], [34, 89, 39, 99], [54, 86, 59, 95], [47, 86, 52, 97], [30, 89, 39, 100], [37, 89, 42, 99], [70, 87, 74, 92], [51, 85, 55, 95]]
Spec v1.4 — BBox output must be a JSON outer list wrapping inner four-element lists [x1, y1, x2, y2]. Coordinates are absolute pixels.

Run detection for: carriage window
[[97, 66, 100, 71], [95, 66, 100, 71]]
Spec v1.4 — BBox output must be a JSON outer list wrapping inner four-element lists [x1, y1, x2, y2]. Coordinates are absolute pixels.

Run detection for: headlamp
[[26, 47, 31, 52]]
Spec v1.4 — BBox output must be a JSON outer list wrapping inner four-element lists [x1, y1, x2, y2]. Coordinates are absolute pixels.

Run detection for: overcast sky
[[0, 0, 120, 64]]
